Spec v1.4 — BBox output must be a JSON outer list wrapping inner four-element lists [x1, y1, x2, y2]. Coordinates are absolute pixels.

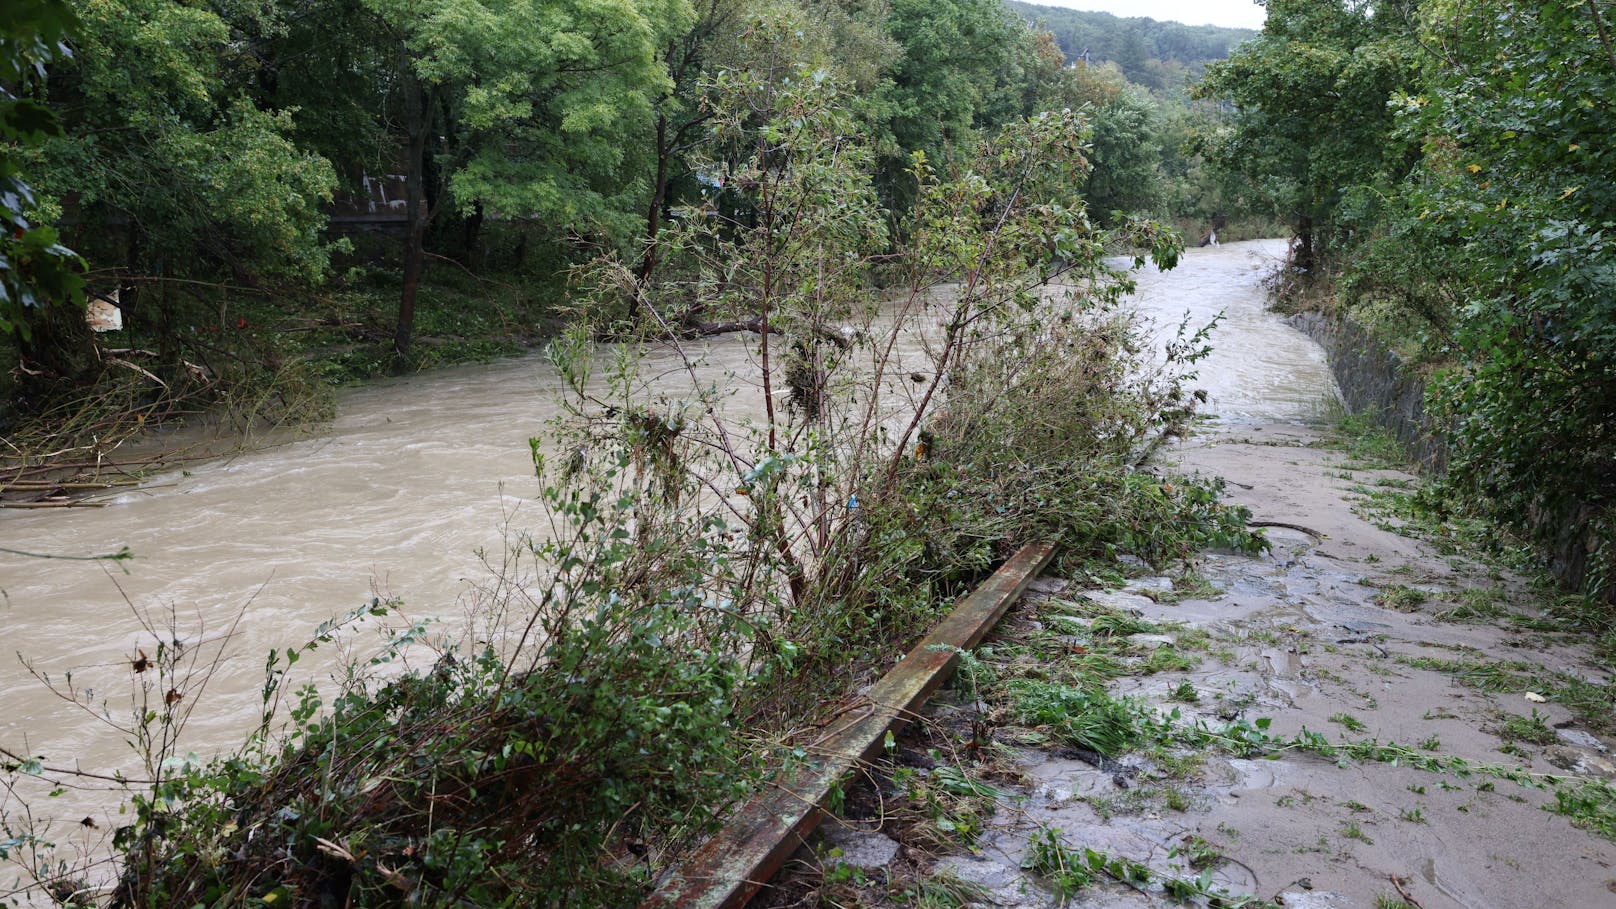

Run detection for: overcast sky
[[1030, 0, 1268, 30]]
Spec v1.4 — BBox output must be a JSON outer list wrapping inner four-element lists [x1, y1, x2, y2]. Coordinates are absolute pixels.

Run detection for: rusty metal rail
[[643, 541, 1058, 909]]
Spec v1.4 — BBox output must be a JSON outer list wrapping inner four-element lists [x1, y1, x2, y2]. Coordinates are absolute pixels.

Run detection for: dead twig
[[1390, 873, 1426, 908], [1247, 520, 1325, 539]]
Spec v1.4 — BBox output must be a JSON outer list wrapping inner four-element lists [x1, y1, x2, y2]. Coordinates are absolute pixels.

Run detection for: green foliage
[[1392, 0, 1616, 600], [34, 0, 339, 285], [1202, 0, 1616, 600], [1011, 680, 1158, 755], [393, 0, 691, 233], [1, 13, 1269, 903], [0, 0, 84, 338], [1196, 0, 1422, 260], [1497, 710, 1557, 746], [1023, 827, 1273, 907], [110, 451, 759, 906], [1551, 778, 1616, 842], [876, 0, 1021, 188], [889, 755, 1004, 848], [916, 293, 1263, 569], [1006, 2, 1257, 91]]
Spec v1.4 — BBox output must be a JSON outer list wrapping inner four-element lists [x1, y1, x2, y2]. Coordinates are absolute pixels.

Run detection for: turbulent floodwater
[[0, 238, 1337, 840], [1123, 237, 1336, 422]]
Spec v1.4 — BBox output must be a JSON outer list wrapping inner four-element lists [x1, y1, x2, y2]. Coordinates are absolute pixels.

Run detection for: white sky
[[1029, 0, 1268, 30]]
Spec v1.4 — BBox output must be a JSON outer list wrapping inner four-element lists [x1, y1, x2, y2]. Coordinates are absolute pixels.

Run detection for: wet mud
[[1004, 424, 1609, 907], [787, 423, 1616, 908], [777, 243, 1616, 909]]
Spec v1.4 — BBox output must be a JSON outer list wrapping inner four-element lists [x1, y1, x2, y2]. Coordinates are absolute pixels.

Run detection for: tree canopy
[[3, 0, 1250, 430], [1196, 0, 1616, 598]]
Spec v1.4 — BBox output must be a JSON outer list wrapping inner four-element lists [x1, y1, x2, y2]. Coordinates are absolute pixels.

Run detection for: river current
[[0, 238, 1335, 842]]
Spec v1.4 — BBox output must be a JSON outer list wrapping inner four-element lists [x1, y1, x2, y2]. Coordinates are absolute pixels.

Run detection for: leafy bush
[[104, 454, 759, 907]]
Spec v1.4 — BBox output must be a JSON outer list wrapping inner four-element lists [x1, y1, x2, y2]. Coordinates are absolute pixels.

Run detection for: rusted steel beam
[[643, 541, 1058, 909]]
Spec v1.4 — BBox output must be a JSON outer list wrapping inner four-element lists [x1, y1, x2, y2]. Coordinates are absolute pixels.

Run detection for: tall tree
[[629, 0, 742, 319], [873, 0, 1020, 209], [1195, 0, 1420, 269], [627, 0, 895, 318], [351, 0, 692, 366], [25, 0, 335, 377]]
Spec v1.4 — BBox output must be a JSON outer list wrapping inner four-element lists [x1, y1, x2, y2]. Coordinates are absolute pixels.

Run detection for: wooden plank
[[643, 541, 1057, 909]]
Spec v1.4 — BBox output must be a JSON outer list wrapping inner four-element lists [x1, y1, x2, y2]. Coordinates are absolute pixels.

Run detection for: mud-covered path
[[808, 424, 1616, 909], [1155, 426, 1616, 908], [961, 424, 1615, 908], [787, 247, 1616, 909], [795, 423, 1616, 909]]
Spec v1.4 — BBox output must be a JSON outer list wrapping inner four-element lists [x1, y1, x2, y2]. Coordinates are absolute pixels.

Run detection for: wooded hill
[[1006, 1, 1257, 91]]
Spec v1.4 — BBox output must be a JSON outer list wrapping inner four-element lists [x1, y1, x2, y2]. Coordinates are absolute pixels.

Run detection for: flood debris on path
[[760, 422, 1616, 909]]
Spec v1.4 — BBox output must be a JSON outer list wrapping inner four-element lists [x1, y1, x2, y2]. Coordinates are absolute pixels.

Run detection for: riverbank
[[0, 258, 564, 510], [0, 239, 1292, 906], [773, 418, 1616, 908]]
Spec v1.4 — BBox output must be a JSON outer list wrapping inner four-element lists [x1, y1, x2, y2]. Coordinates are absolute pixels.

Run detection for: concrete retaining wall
[[1288, 312, 1445, 470], [1291, 311, 1608, 600]]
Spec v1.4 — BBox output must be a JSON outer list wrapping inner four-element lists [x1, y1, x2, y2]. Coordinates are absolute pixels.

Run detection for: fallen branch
[[105, 357, 168, 389], [0, 545, 132, 562], [1248, 520, 1325, 539], [686, 317, 854, 350]]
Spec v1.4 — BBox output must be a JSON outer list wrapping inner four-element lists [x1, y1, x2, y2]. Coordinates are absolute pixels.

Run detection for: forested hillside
[[1006, 1, 1256, 90], [1197, 0, 1615, 600]]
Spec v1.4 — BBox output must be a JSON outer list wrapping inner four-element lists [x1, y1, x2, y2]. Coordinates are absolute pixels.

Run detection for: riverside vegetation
[[1, 0, 1261, 488], [1196, 0, 1616, 601], [0, 23, 1264, 908], [7, 0, 1616, 905]]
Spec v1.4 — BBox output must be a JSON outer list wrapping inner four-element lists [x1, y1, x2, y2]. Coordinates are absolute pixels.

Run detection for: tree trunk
[[394, 75, 429, 372], [1294, 214, 1315, 273], [629, 114, 672, 323]]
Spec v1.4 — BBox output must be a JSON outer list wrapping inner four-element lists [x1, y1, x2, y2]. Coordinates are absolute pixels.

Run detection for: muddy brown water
[[0, 239, 1329, 870]]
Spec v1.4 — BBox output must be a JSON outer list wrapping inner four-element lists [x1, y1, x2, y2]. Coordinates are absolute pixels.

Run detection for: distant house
[[327, 172, 412, 232]]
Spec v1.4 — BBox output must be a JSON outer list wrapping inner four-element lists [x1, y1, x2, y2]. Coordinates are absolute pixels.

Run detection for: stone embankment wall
[[1290, 312, 1609, 601], [1288, 313, 1445, 470]]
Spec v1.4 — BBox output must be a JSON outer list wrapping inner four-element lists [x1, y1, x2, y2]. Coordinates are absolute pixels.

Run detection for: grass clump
[[1324, 412, 1407, 470], [1551, 779, 1616, 842], [1495, 710, 1558, 746], [1008, 681, 1157, 756], [888, 757, 1007, 850], [1375, 584, 1429, 611], [1396, 655, 1539, 692], [1140, 645, 1196, 675], [1169, 681, 1200, 703], [1329, 712, 1368, 733]]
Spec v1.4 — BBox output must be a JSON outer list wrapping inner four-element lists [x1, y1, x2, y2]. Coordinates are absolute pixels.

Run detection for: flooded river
[[0, 238, 1335, 835]]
